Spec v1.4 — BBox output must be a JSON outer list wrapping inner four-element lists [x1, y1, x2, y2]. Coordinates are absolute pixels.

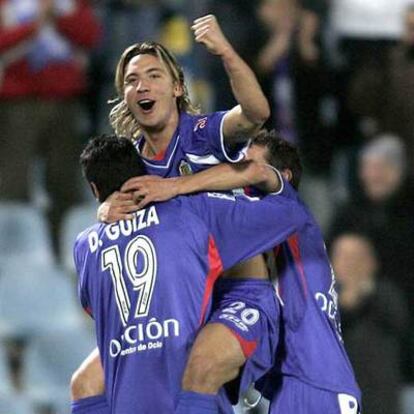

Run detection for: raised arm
[[191, 15, 270, 144]]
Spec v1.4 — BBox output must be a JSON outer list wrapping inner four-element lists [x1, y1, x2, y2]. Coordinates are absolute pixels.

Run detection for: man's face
[[359, 155, 402, 202], [331, 235, 377, 286], [123, 54, 182, 132]]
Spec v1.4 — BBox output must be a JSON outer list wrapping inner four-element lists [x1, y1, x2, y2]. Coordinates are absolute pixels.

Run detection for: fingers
[[121, 175, 161, 192], [132, 189, 149, 203], [193, 25, 210, 37], [136, 196, 152, 210], [108, 198, 138, 221], [121, 177, 143, 192], [194, 29, 210, 43], [99, 191, 137, 223], [193, 14, 215, 25], [114, 192, 134, 202], [191, 15, 216, 36]]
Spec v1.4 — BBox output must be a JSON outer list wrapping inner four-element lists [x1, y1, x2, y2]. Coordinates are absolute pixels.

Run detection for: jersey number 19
[[102, 235, 157, 326]]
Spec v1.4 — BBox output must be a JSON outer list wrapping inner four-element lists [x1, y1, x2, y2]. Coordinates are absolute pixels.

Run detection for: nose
[[136, 79, 150, 93]]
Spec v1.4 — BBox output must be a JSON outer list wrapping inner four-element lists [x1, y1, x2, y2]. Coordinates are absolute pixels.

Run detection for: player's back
[[263, 181, 361, 402], [74, 197, 231, 414]]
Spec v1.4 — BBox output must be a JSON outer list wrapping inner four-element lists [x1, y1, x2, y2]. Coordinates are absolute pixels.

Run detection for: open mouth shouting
[[138, 99, 156, 114]]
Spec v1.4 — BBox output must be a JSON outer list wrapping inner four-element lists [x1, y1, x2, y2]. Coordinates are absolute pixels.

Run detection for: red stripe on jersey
[[287, 234, 308, 297], [199, 236, 223, 326], [229, 331, 257, 358], [153, 149, 166, 161]]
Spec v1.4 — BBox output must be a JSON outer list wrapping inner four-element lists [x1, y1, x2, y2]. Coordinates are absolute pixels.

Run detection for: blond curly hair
[[109, 42, 199, 140]]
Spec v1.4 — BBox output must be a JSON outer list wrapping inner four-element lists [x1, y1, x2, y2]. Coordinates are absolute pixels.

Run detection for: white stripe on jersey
[[137, 136, 181, 169], [185, 153, 221, 165]]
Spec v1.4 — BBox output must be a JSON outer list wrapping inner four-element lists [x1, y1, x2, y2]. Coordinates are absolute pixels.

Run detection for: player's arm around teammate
[[117, 159, 281, 213]]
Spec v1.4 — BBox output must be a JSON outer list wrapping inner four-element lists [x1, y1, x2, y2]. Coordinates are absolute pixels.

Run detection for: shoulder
[[75, 223, 101, 247], [180, 111, 228, 137], [73, 223, 103, 264]]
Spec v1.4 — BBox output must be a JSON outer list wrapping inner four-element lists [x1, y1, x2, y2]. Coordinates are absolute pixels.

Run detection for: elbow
[[250, 102, 270, 127], [247, 161, 270, 185], [257, 95, 271, 124], [260, 101, 271, 125], [242, 99, 270, 129]]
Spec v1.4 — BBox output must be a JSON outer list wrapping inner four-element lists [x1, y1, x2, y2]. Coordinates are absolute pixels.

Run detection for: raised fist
[[191, 14, 232, 56]]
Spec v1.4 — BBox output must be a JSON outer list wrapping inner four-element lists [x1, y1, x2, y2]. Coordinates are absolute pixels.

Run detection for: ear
[[90, 182, 100, 200], [173, 82, 184, 98], [282, 169, 293, 183]]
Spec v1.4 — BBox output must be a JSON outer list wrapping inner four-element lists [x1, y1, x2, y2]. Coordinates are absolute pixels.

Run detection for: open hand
[[97, 191, 137, 223], [121, 175, 179, 210]]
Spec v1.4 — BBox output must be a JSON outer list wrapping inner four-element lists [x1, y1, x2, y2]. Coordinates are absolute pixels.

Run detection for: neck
[[141, 111, 180, 158]]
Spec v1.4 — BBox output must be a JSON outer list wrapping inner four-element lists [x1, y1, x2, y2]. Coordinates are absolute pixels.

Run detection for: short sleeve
[[183, 112, 248, 166], [73, 231, 93, 318]]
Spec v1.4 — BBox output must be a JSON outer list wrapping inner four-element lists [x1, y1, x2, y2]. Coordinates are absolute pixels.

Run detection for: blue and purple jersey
[[74, 192, 306, 414], [133, 111, 247, 178], [257, 180, 361, 403]]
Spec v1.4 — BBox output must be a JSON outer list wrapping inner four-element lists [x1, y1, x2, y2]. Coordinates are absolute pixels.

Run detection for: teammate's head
[[80, 134, 146, 202], [110, 42, 199, 139], [248, 129, 302, 189]]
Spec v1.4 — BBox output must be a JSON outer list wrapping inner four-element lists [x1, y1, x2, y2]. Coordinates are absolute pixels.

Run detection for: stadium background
[[0, 0, 413, 413]]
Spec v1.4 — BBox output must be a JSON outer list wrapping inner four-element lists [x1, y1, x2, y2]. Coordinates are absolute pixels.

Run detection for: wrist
[[220, 44, 237, 62], [170, 177, 184, 196]]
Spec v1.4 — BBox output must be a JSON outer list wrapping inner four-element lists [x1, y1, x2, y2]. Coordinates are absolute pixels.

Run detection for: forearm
[[221, 48, 270, 127], [174, 161, 280, 195]]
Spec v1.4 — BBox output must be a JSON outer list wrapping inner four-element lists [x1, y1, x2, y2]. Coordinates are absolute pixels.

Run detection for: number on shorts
[[223, 301, 260, 326]]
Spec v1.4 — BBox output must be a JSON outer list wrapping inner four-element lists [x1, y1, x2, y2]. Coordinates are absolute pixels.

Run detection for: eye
[[149, 73, 161, 79], [124, 77, 138, 85]]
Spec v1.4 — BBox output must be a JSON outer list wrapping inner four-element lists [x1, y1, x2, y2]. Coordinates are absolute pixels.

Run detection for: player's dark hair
[[80, 134, 146, 202], [252, 129, 302, 190]]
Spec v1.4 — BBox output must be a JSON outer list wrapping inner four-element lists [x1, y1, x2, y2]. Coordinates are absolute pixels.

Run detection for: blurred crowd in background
[[1, 0, 414, 413]]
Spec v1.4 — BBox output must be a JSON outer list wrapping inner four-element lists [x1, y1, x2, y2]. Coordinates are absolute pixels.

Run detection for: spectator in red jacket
[[0, 0, 101, 255]]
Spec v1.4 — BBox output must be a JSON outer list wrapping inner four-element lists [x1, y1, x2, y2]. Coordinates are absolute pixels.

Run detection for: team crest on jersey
[[179, 160, 193, 176]]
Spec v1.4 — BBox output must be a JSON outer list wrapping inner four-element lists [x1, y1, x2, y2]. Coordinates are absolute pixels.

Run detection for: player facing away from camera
[[71, 13, 277, 414], [242, 131, 361, 414], [75, 134, 307, 414]]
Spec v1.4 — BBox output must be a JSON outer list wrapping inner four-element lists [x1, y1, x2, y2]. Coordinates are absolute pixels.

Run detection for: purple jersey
[[134, 111, 247, 177], [258, 180, 361, 403], [74, 192, 306, 414]]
